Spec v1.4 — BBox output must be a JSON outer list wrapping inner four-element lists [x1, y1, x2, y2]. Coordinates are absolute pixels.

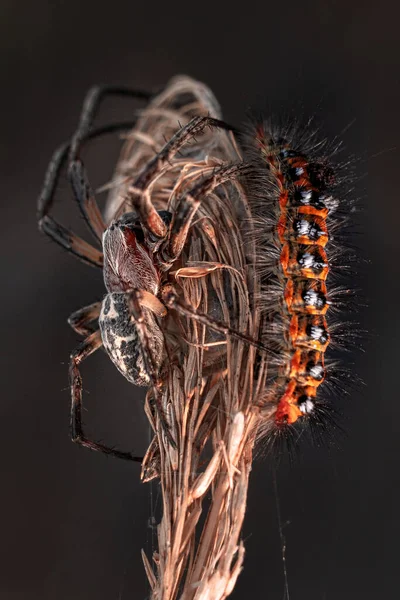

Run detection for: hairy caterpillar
[[241, 120, 345, 433]]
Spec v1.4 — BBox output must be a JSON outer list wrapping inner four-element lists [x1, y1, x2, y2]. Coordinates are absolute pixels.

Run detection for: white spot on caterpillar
[[297, 220, 311, 236], [300, 190, 312, 203], [310, 325, 324, 340], [300, 399, 314, 414], [309, 365, 324, 379], [304, 290, 319, 306], [301, 253, 315, 268]]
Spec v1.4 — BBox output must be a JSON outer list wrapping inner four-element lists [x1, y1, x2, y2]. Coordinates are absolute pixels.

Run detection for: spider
[[37, 84, 262, 461]]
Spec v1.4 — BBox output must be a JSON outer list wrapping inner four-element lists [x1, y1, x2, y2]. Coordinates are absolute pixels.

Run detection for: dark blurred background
[[1, 1, 398, 598]]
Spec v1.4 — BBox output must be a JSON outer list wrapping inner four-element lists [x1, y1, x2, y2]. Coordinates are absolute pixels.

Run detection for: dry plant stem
[[106, 76, 271, 599]]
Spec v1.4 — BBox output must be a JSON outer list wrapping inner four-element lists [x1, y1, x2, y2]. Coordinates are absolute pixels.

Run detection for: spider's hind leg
[[69, 329, 142, 462], [127, 290, 177, 450], [164, 291, 269, 356], [68, 301, 102, 336]]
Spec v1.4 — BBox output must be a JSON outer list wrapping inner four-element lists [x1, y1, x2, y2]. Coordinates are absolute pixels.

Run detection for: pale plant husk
[[105, 75, 273, 600]]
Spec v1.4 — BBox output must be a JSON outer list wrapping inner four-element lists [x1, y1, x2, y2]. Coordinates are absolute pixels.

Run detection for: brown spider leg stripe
[[255, 125, 334, 426]]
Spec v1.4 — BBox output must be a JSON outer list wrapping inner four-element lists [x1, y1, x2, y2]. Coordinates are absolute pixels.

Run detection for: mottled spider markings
[[243, 122, 340, 429]]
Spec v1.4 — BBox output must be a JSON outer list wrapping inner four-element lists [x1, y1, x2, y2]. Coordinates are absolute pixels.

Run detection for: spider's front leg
[[69, 329, 142, 462], [38, 142, 104, 268], [163, 162, 250, 263], [67, 85, 152, 241], [38, 86, 152, 263], [68, 85, 151, 162], [37, 124, 136, 268], [125, 115, 237, 239]]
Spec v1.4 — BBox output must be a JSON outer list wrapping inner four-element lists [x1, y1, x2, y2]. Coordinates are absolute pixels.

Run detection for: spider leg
[[69, 329, 142, 462], [127, 290, 177, 449], [127, 115, 237, 239], [172, 262, 242, 279], [67, 86, 152, 240], [68, 159, 107, 242], [38, 121, 139, 265], [68, 85, 152, 162], [39, 215, 104, 268], [164, 291, 271, 356], [164, 162, 250, 262], [68, 301, 102, 336]]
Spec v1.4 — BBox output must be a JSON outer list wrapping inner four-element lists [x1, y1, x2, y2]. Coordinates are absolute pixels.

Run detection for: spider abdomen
[[99, 293, 163, 386]]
